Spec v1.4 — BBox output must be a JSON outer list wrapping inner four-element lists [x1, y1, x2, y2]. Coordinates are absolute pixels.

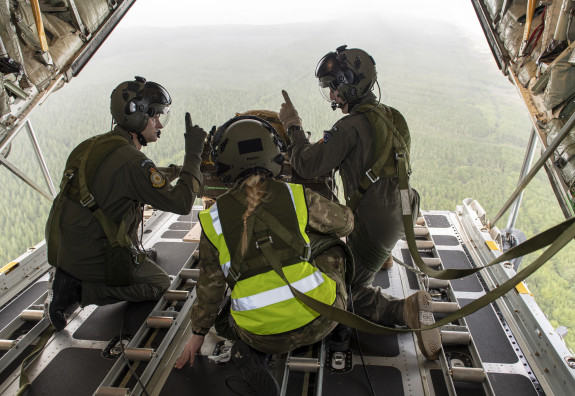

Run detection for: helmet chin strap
[[136, 132, 148, 147]]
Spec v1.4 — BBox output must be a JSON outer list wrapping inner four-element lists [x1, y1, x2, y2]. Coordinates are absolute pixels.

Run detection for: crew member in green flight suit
[[45, 76, 207, 331], [279, 46, 440, 360]]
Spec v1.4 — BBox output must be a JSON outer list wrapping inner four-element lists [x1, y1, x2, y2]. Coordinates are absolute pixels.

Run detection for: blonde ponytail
[[240, 174, 269, 255]]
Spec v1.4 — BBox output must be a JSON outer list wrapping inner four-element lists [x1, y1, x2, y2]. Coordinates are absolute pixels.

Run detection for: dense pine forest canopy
[[1, 17, 573, 350]]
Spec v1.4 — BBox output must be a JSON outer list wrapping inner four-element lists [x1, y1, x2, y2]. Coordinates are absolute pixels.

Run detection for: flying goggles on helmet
[[315, 45, 377, 110], [110, 76, 172, 141]]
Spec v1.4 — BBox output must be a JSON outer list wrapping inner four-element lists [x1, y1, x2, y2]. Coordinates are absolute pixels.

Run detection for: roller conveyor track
[[0, 206, 555, 395]]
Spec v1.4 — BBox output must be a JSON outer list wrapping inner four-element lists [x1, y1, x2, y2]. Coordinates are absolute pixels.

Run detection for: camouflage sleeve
[[190, 233, 227, 334], [305, 187, 354, 237]]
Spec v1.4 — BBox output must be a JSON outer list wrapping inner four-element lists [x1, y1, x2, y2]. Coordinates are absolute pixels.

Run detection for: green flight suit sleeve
[[156, 164, 182, 183], [119, 149, 200, 215], [190, 233, 227, 334], [288, 118, 358, 179], [305, 187, 354, 237]]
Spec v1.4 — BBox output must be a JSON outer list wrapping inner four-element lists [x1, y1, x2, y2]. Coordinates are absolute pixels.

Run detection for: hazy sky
[[121, 0, 482, 36]]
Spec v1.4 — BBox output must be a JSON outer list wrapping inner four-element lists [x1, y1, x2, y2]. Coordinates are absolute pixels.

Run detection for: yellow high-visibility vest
[[199, 181, 336, 335]]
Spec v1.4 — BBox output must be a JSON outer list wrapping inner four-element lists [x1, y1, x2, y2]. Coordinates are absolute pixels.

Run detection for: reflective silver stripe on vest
[[285, 183, 296, 208], [209, 203, 230, 276], [222, 261, 231, 277], [210, 203, 222, 235], [232, 270, 324, 312]]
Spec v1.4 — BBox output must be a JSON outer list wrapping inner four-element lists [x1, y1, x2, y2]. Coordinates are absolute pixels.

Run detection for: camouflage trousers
[[216, 244, 348, 355]]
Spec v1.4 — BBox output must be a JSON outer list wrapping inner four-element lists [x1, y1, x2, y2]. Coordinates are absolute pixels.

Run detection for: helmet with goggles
[[315, 45, 377, 109], [110, 76, 172, 136]]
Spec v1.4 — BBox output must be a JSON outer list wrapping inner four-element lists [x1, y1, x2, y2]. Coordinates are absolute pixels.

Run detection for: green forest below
[[1, 17, 573, 350]]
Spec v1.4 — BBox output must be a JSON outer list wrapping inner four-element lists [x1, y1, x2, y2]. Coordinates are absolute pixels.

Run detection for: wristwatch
[[287, 125, 303, 135], [192, 329, 207, 336]]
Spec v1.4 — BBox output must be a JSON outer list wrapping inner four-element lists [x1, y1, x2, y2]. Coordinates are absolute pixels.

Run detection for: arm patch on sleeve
[[149, 167, 166, 188]]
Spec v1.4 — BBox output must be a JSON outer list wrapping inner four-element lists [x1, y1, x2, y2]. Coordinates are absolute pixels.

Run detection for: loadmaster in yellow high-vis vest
[[175, 113, 441, 394]]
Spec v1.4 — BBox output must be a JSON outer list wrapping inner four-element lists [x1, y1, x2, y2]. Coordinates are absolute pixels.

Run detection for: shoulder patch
[[322, 131, 332, 143], [149, 167, 166, 188]]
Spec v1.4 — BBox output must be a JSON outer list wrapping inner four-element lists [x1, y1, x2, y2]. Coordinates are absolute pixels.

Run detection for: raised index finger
[[282, 90, 293, 105]]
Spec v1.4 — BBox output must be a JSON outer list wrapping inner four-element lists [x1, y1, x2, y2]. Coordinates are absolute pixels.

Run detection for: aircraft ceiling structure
[[0, 0, 136, 200], [473, 0, 575, 225]]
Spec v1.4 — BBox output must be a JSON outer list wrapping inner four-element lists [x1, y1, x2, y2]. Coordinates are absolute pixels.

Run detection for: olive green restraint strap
[[16, 325, 55, 395], [256, 215, 575, 334], [347, 107, 571, 280], [397, 155, 575, 280], [251, 199, 575, 333]]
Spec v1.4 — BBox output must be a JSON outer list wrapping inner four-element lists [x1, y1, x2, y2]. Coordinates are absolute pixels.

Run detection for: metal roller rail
[[94, 250, 199, 395]]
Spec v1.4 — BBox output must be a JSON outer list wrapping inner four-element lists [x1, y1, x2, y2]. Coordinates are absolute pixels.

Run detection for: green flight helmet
[[315, 45, 377, 110], [110, 76, 172, 134], [212, 116, 284, 183]]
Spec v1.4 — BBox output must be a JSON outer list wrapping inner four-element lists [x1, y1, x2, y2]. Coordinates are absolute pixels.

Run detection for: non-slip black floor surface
[[459, 299, 518, 364], [73, 300, 155, 341], [323, 365, 403, 395], [424, 214, 451, 228], [159, 356, 239, 395], [153, 241, 198, 276], [437, 250, 483, 293], [24, 348, 116, 396]]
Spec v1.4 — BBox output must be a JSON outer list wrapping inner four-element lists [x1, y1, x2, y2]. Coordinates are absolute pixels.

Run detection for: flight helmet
[[211, 116, 284, 183], [315, 45, 377, 110], [110, 76, 172, 140]]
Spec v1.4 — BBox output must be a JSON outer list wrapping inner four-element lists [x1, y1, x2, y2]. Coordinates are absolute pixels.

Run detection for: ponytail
[[240, 174, 269, 255]]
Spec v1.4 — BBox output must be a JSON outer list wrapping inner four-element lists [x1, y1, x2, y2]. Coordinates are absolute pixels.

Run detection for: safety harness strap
[[77, 135, 132, 248], [46, 134, 131, 268], [224, 193, 311, 287], [347, 102, 409, 211]]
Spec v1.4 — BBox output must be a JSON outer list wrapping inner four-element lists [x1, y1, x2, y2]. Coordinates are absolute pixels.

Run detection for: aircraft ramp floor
[[0, 208, 546, 395]]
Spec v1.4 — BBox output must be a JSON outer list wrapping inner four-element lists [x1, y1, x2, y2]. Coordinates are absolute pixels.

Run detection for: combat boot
[[403, 291, 441, 360], [230, 341, 279, 396], [329, 323, 352, 352], [381, 255, 393, 270], [46, 269, 82, 331]]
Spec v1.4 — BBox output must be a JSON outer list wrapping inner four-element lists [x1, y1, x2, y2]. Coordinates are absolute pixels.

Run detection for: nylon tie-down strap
[[252, 194, 575, 334]]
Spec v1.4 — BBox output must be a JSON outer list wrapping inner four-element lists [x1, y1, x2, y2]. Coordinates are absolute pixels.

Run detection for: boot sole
[[406, 291, 441, 360]]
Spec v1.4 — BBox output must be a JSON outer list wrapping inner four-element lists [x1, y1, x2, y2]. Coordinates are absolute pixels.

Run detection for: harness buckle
[[300, 243, 312, 262], [228, 267, 241, 283], [255, 235, 273, 249], [80, 194, 95, 207], [365, 169, 380, 183]]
